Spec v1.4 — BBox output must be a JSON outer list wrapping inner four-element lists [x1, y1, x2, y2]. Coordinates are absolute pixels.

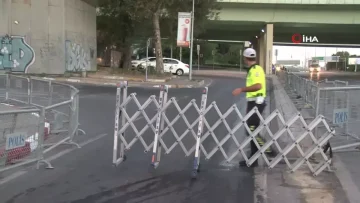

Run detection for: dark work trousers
[[246, 101, 266, 157]]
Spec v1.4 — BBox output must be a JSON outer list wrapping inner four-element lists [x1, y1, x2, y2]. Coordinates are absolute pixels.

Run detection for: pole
[[146, 38, 150, 81], [197, 44, 200, 70], [189, 0, 195, 80], [171, 44, 173, 58], [212, 55, 214, 70], [335, 47, 338, 71], [197, 53, 200, 70], [239, 49, 242, 72], [180, 47, 182, 61]]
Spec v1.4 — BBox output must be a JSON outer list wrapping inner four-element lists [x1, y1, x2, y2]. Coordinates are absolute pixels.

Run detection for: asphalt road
[[0, 76, 260, 203]]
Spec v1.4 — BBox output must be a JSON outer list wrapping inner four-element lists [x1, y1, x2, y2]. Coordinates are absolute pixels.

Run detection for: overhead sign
[[176, 12, 191, 47], [333, 108, 348, 125], [312, 57, 324, 60], [331, 56, 340, 62], [6, 132, 26, 150], [292, 33, 319, 44], [348, 58, 360, 65]]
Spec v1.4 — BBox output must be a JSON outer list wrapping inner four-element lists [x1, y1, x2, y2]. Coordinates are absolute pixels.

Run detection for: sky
[[273, 46, 360, 65]]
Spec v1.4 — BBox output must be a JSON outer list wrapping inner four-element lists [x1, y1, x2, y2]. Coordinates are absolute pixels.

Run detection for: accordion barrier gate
[[113, 81, 335, 179]]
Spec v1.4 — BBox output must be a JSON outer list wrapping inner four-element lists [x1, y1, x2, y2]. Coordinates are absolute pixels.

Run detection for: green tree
[[97, 0, 153, 69], [332, 51, 350, 59], [97, 0, 220, 73]]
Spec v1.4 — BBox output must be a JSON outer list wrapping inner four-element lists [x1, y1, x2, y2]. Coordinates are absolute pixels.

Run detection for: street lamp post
[[189, 0, 195, 80]]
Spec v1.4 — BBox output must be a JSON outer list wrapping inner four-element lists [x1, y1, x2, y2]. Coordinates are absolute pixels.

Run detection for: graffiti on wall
[[65, 41, 91, 72], [0, 35, 35, 73]]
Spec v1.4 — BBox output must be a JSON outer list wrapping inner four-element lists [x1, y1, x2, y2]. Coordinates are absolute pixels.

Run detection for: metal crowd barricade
[[281, 72, 360, 154], [0, 108, 52, 172], [0, 74, 85, 173], [113, 81, 335, 178]]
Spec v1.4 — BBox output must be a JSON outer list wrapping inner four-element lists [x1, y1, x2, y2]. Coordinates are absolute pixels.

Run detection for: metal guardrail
[[113, 81, 335, 179], [0, 74, 85, 172], [281, 72, 360, 153]]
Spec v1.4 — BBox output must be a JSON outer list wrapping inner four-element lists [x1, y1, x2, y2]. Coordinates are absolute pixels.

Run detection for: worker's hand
[[232, 88, 243, 96]]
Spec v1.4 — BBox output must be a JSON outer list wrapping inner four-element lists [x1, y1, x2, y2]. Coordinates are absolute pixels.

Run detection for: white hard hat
[[243, 48, 256, 58]]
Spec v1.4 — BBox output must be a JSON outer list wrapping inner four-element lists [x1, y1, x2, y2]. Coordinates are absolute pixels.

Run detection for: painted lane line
[[0, 133, 107, 186], [0, 170, 27, 186], [47, 133, 108, 162]]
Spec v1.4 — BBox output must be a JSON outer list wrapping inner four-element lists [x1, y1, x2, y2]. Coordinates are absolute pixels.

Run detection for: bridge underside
[[200, 21, 360, 45], [201, 3, 360, 45]]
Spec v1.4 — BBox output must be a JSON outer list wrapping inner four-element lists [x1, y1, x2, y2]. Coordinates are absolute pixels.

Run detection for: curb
[[88, 75, 170, 83], [193, 72, 247, 78], [38, 77, 205, 89], [270, 75, 301, 159]]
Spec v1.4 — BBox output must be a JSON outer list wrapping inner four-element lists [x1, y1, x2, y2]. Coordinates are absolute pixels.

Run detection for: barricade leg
[[75, 93, 86, 136], [150, 85, 167, 169], [192, 87, 208, 179], [37, 107, 54, 169], [113, 81, 128, 166]]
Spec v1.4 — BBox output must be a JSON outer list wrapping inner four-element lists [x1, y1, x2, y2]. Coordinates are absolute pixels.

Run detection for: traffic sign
[[333, 108, 348, 125], [312, 57, 324, 60]]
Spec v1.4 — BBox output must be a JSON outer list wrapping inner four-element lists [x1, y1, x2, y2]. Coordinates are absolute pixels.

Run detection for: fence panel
[[0, 75, 85, 172], [113, 81, 335, 179], [317, 87, 360, 152], [8, 75, 30, 104], [0, 74, 7, 101], [0, 108, 47, 172], [281, 72, 360, 153], [30, 78, 51, 107]]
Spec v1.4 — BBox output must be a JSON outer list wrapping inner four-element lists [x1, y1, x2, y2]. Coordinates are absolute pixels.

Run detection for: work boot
[[239, 160, 258, 167], [256, 136, 273, 154]]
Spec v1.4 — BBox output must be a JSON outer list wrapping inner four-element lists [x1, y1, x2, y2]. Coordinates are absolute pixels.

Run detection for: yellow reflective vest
[[246, 64, 266, 99]]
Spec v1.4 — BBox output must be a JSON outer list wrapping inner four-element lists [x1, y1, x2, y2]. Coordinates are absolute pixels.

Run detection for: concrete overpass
[[0, 0, 97, 74], [201, 0, 360, 73], [1, 0, 359, 75]]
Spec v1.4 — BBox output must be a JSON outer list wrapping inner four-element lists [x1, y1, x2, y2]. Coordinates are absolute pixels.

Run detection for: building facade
[[0, 0, 97, 74]]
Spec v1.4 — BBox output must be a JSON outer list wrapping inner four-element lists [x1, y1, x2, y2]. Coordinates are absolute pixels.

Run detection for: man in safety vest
[[232, 48, 271, 167]]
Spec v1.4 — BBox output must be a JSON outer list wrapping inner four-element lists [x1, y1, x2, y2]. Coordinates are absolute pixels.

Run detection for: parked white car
[[131, 57, 156, 69], [138, 58, 189, 76]]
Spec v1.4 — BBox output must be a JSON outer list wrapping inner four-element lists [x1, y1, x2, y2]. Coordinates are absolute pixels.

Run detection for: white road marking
[[0, 170, 27, 186], [0, 133, 107, 186], [47, 133, 107, 162]]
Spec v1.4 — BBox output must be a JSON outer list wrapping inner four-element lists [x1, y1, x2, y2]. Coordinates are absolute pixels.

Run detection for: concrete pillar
[[258, 24, 273, 74], [254, 38, 260, 65], [265, 24, 273, 74], [258, 36, 265, 68]]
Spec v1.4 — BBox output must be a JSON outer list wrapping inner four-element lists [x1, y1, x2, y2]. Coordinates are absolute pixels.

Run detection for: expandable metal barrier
[[113, 81, 336, 179]]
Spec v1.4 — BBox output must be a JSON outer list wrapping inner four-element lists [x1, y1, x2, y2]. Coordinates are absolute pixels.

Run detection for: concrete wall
[[65, 0, 96, 72], [218, 0, 360, 4], [0, 0, 96, 74]]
